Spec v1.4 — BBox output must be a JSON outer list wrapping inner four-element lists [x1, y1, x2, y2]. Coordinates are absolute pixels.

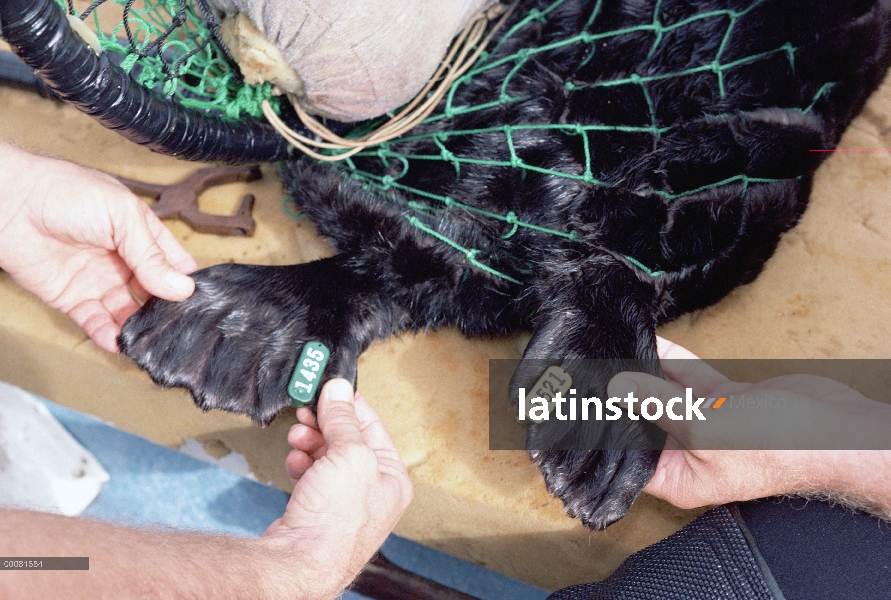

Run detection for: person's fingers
[[296, 406, 318, 430], [642, 434, 683, 498], [288, 423, 326, 455], [286, 449, 315, 484], [104, 283, 141, 325], [316, 379, 367, 450], [90, 321, 122, 353], [608, 372, 692, 442], [655, 336, 700, 360], [144, 208, 198, 274], [112, 203, 195, 302], [66, 277, 145, 352], [67, 299, 120, 353], [263, 517, 283, 536], [128, 278, 151, 305], [655, 337, 728, 392], [642, 445, 703, 506], [280, 380, 374, 531]]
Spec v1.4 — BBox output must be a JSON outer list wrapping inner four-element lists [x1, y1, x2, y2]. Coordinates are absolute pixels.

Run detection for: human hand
[[607, 338, 891, 514], [0, 142, 197, 352], [262, 379, 412, 599]]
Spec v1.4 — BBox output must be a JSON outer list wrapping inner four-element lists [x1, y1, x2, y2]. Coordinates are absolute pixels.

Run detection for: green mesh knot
[[323, 0, 832, 284], [56, 0, 280, 119]]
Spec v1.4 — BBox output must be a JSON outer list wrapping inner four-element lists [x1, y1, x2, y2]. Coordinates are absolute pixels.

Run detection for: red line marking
[[810, 149, 891, 153]]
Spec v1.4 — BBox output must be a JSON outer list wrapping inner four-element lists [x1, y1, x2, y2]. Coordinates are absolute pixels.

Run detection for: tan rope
[[262, 1, 519, 162]]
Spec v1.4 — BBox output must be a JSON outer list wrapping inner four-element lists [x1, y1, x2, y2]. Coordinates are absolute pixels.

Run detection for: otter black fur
[[119, 0, 891, 529]]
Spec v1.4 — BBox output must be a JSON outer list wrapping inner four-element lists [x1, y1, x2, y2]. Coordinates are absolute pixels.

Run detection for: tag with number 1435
[[288, 341, 331, 407]]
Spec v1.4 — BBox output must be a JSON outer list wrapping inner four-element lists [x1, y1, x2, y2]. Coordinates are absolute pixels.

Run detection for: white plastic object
[[0, 382, 109, 517]]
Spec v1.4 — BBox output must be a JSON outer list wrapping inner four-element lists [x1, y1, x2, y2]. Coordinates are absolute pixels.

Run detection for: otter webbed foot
[[119, 258, 380, 424]]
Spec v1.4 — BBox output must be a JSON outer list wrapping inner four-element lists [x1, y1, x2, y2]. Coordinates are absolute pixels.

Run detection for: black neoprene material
[[549, 498, 891, 600], [737, 497, 891, 600], [547, 505, 777, 600], [0, 0, 291, 164]]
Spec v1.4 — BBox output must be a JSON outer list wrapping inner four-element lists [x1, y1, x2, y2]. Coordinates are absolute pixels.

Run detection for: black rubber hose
[[0, 0, 291, 164]]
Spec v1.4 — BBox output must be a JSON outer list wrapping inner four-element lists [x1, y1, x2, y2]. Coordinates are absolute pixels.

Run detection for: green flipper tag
[[288, 341, 331, 407]]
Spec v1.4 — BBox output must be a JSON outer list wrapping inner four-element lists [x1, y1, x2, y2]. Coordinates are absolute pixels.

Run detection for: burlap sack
[[209, 0, 497, 121]]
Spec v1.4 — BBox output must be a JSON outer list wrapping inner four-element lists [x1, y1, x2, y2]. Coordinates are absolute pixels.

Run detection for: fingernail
[[608, 375, 638, 398], [324, 379, 354, 403], [165, 270, 193, 293]]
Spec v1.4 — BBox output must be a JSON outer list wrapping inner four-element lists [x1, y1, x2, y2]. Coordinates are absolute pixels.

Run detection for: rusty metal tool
[[114, 165, 261, 236]]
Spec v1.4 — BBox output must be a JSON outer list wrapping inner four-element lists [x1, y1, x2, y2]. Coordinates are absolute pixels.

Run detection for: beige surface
[[658, 96, 891, 358], [1, 68, 891, 590]]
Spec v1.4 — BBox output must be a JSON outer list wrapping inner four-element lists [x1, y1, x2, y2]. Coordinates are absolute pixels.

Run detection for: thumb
[[608, 372, 689, 441], [317, 379, 365, 448], [115, 203, 195, 301]]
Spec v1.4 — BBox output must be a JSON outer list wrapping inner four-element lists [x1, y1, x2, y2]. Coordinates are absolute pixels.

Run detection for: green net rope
[[54, 0, 830, 283], [326, 0, 831, 283], [56, 0, 278, 119]]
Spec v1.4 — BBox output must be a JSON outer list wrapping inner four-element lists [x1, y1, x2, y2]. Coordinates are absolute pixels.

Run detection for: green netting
[[53, 0, 831, 283], [323, 0, 832, 283], [56, 0, 279, 118]]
